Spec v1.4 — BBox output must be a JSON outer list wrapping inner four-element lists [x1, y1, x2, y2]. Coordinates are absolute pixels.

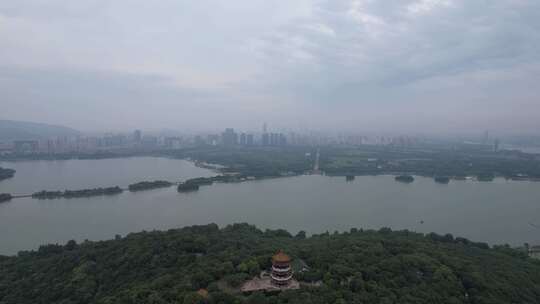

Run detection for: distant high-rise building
[[494, 138, 500, 152], [164, 137, 182, 149], [261, 132, 287, 146], [13, 140, 39, 154], [141, 135, 158, 148], [279, 133, 287, 146], [133, 130, 142, 143], [222, 128, 238, 146], [207, 134, 220, 146], [239, 133, 247, 145], [194, 135, 205, 146], [262, 133, 270, 146], [246, 134, 254, 146], [263, 122, 268, 133], [270, 133, 278, 146], [103, 134, 126, 147]]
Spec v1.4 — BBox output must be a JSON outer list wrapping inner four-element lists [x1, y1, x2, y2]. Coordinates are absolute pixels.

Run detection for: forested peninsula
[[1, 223, 539, 304]]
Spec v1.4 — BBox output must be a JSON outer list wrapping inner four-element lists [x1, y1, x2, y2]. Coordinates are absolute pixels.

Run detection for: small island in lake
[[0, 193, 12, 203], [434, 176, 450, 184], [32, 186, 123, 199], [0, 167, 15, 181], [128, 180, 173, 192], [395, 175, 414, 183]]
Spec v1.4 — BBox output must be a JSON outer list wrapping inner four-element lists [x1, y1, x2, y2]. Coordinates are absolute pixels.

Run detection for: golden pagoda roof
[[197, 289, 209, 298], [272, 250, 291, 263]]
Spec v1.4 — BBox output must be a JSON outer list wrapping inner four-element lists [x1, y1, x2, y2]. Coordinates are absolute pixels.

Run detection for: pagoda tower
[[271, 250, 293, 286]]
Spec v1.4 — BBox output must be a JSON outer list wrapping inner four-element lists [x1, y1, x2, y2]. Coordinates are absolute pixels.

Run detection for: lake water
[[0, 157, 215, 194], [1, 158, 540, 255]]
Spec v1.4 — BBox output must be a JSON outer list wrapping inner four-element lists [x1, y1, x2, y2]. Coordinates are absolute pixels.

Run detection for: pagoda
[[271, 250, 293, 286]]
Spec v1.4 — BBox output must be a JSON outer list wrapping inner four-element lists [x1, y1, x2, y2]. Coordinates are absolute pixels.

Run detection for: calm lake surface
[[1, 157, 540, 255], [0, 157, 215, 194]]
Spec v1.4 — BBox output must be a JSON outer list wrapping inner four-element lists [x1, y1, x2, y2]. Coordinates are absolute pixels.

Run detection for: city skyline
[[2, 122, 508, 156], [0, 118, 535, 139]]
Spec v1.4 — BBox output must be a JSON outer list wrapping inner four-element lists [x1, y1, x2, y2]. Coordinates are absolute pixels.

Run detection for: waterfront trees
[[0, 167, 15, 181], [128, 180, 173, 192], [32, 186, 123, 199], [320, 145, 540, 180], [173, 146, 315, 177], [0, 193, 12, 203]]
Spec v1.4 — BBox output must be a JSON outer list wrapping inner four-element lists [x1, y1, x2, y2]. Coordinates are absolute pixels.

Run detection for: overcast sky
[[1, 0, 539, 134]]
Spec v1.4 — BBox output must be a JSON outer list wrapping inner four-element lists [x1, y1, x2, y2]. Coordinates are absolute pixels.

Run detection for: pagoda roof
[[272, 250, 291, 263], [197, 289, 209, 298]]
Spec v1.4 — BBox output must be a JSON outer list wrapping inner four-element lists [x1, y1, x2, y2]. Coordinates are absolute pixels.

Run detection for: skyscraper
[[239, 133, 247, 145], [246, 134, 254, 146], [133, 130, 142, 143], [270, 133, 278, 145], [222, 128, 238, 146], [262, 133, 270, 146], [279, 133, 287, 146]]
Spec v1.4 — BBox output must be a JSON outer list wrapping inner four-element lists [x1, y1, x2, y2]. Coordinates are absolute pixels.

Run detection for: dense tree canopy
[[31, 187, 123, 199], [1, 223, 539, 304], [128, 181, 173, 192]]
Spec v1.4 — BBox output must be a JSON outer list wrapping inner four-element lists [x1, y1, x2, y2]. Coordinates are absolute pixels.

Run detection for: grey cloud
[[0, 0, 539, 133], [0, 66, 228, 130], [252, 0, 540, 93]]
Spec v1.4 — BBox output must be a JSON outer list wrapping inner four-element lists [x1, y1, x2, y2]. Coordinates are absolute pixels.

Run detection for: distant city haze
[[1, 1, 540, 133]]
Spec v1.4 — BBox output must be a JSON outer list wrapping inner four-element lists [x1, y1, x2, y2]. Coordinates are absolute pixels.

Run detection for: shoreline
[[1, 221, 537, 257]]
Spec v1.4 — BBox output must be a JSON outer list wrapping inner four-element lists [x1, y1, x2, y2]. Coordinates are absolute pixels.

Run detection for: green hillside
[[0, 120, 80, 141], [1, 224, 539, 304]]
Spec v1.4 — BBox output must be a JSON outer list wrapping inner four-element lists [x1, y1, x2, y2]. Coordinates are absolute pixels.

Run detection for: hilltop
[[1, 223, 539, 304], [0, 120, 80, 141]]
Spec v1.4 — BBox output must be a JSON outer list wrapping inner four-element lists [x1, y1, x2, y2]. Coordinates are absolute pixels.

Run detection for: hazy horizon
[[1, 1, 540, 133]]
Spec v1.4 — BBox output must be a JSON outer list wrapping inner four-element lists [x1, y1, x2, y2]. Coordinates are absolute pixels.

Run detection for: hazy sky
[[1, 0, 539, 133]]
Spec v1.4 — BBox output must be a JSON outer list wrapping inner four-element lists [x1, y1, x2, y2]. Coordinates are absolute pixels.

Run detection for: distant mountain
[[0, 120, 81, 141]]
